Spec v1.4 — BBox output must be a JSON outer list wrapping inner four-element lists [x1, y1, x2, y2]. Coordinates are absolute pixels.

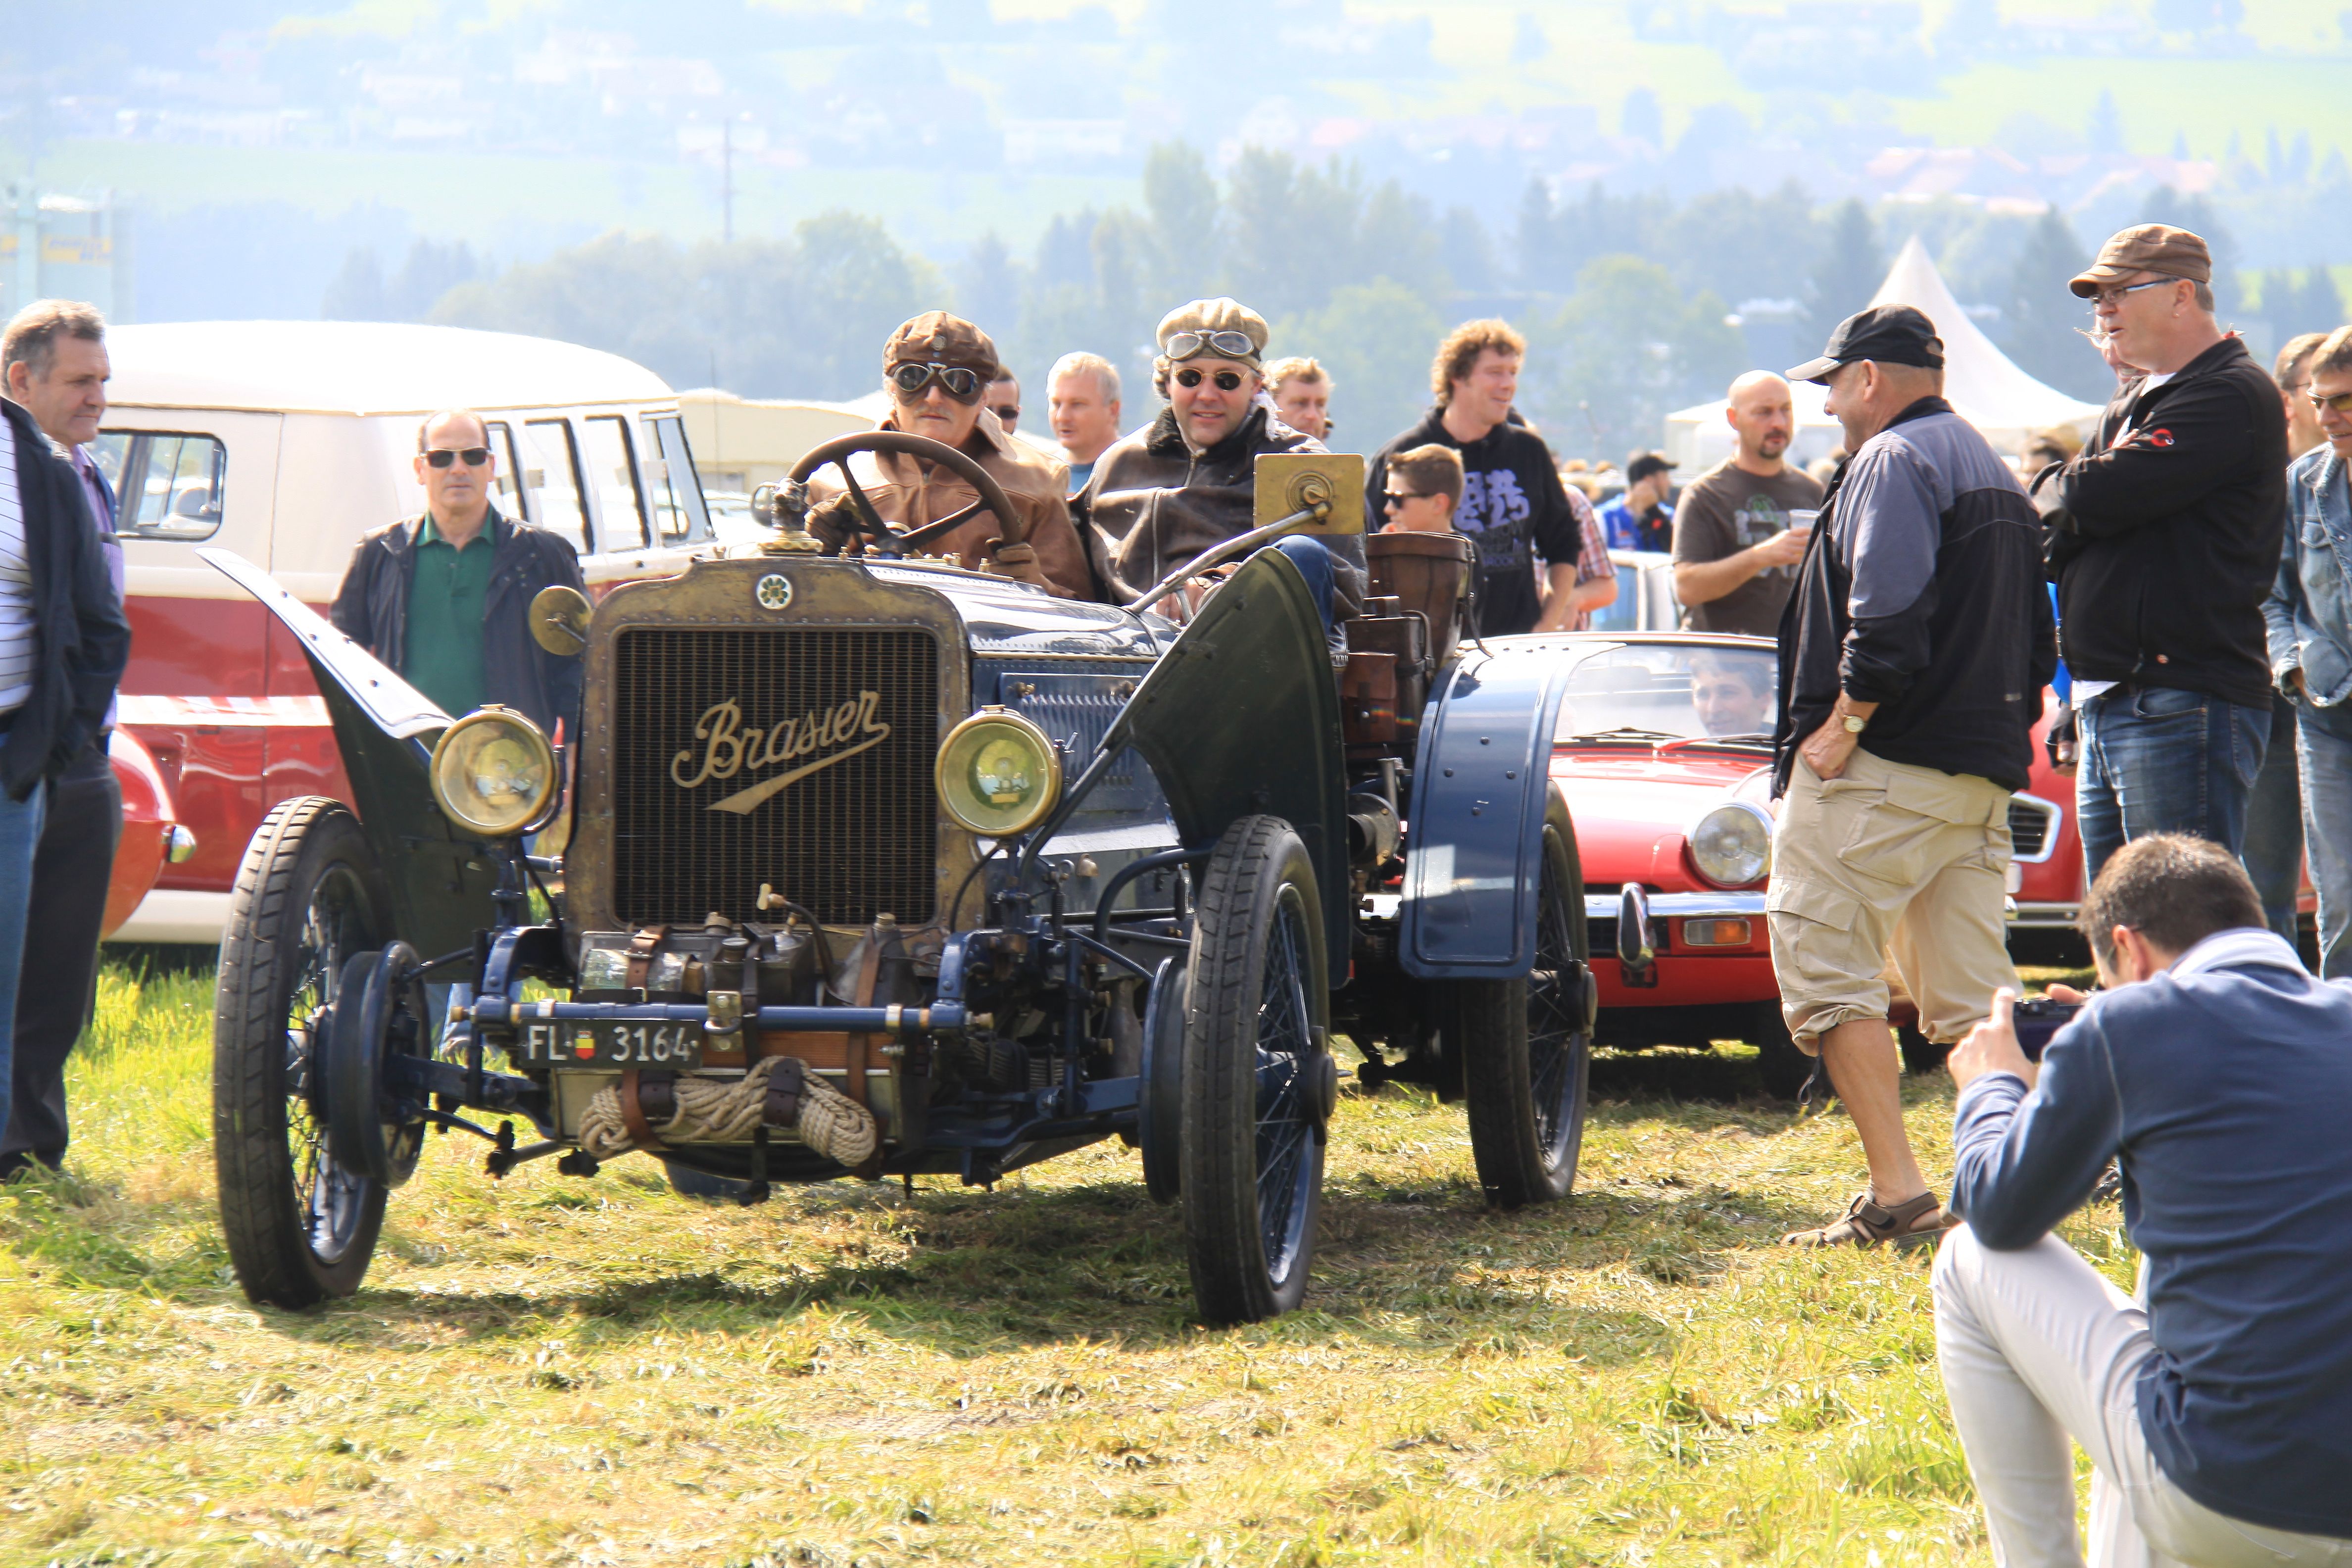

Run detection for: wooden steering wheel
[[787, 431, 1029, 557]]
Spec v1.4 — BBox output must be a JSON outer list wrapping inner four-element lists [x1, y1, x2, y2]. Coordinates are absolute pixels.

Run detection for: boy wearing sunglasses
[[804, 312, 1098, 601], [330, 407, 588, 743], [1079, 298, 1365, 633]]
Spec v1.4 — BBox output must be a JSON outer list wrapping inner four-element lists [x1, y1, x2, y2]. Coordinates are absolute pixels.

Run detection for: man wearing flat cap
[[1079, 298, 1365, 631], [1767, 303, 2055, 1250], [806, 311, 1097, 600], [2031, 224, 2288, 885]]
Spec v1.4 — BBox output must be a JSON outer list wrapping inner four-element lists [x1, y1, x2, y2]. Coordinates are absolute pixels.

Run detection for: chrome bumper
[[1584, 890, 1767, 924]]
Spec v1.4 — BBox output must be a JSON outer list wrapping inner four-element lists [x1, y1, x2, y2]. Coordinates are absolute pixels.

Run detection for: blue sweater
[[1950, 928, 2352, 1538]]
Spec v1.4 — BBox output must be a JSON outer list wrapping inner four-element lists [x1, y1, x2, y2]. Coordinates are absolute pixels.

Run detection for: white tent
[[1663, 236, 2105, 473]]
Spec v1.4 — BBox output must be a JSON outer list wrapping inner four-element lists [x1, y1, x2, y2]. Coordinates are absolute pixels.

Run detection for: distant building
[[3, 186, 126, 320]]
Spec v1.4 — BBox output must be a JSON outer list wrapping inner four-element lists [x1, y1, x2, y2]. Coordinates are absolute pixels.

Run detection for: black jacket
[[2037, 335, 2287, 711], [330, 507, 587, 739], [1775, 398, 2056, 795], [0, 398, 130, 800]]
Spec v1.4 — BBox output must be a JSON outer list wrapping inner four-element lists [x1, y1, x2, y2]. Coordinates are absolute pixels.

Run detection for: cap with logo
[[1786, 304, 1948, 386], [2069, 224, 2212, 299], [883, 311, 1000, 377]]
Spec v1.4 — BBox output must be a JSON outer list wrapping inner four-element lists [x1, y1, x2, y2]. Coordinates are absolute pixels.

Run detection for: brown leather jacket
[[1080, 403, 1367, 616], [805, 412, 1098, 600]]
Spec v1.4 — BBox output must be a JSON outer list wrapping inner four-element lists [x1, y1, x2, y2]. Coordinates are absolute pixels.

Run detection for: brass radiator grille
[[609, 627, 940, 927]]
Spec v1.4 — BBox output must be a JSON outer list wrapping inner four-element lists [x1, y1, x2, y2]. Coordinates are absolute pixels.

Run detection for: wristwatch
[[1841, 712, 1867, 734]]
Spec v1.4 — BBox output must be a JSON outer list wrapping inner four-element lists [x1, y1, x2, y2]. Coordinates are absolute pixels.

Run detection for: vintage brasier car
[[202, 432, 1596, 1326]]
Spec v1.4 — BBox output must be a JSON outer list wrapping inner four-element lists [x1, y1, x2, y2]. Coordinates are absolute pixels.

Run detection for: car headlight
[[936, 707, 1062, 837], [430, 707, 558, 838], [1687, 801, 1772, 888]]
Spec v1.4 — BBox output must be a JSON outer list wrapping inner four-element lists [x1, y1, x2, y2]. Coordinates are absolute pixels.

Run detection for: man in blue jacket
[[1939, 833, 2352, 1565], [2264, 324, 2352, 979]]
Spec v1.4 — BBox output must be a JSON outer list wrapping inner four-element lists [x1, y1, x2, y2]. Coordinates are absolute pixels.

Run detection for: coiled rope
[[576, 1055, 878, 1167]]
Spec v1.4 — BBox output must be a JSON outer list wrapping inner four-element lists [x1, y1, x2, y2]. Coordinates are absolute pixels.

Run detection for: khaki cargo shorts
[[1766, 746, 2018, 1053]]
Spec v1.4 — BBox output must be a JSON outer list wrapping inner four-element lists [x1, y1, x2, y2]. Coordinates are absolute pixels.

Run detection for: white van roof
[[104, 321, 675, 416]]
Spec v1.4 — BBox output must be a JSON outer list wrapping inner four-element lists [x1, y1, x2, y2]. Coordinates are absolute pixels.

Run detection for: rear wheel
[[213, 798, 392, 1308], [1446, 793, 1593, 1208], [1181, 816, 1331, 1325]]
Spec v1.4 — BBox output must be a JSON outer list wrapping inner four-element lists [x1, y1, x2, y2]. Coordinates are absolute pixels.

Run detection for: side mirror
[[528, 584, 591, 655]]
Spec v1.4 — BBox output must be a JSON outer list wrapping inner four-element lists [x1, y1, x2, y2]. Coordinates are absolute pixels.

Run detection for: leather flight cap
[[2069, 223, 2212, 298], [883, 310, 1001, 377], [1787, 304, 1947, 385]]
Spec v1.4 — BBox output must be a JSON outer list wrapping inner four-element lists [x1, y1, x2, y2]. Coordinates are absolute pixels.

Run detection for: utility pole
[[721, 118, 734, 245]]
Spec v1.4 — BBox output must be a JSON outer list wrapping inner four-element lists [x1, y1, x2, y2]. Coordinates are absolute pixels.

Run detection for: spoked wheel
[[1445, 788, 1595, 1209], [214, 797, 393, 1308], [1181, 816, 1334, 1325]]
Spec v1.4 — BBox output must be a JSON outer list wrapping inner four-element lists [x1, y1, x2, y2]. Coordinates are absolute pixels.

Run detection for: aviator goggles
[[1174, 367, 1246, 392], [889, 361, 987, 402], [423, 446, 491, 469], [1163, 329, 1259, 362]]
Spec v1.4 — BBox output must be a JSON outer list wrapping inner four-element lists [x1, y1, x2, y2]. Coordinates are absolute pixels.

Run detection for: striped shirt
[[0, 415, 33, 712]]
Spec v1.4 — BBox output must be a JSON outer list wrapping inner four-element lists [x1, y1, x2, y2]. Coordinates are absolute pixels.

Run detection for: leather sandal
[[1783, 1190, 1957, 1250]]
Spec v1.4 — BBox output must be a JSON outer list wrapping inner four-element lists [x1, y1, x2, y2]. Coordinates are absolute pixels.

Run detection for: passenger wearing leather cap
[[1768, 302, 2055, 1252], [806, 312, 1097, 600], [1078, 297, 1366, 628]]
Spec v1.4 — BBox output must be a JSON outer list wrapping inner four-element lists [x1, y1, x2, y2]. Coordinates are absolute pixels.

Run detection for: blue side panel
[[1398, 645, 1572, 978]]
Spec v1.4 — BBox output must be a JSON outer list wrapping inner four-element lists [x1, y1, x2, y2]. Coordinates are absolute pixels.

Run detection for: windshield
[[1557, 642, 1780, 743]]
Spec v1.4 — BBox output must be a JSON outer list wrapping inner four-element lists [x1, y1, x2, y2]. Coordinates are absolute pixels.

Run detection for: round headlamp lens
[[936, 709, 1061, 837], [1689, 803, 1771, 888], [430, 708, 557, 837]]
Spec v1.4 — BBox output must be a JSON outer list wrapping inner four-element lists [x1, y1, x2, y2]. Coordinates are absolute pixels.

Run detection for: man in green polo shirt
[[332, 409, 587, 740]]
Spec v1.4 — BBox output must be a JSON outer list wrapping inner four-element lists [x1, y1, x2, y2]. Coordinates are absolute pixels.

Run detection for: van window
[[483, 421, 527, 524], [581, 415, 647, 551], [519, 419, 590, 554], [92, 430, 227, 541], [645, 415, 710, 542]]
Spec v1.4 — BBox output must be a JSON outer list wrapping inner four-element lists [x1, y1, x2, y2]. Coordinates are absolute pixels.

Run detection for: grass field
[[0, 957, 2116, 1567]]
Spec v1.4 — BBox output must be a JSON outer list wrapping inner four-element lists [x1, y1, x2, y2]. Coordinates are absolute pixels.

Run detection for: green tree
[[1274, 279, 1447, 452], [2000, 209, 2112, 402], [1142, 141, 1221, 300], [1527, 255, 1746, 464], [2134, 187, 2244, 315], [1661, 182, 1822, 307], [1801, 198, 1885, 341]]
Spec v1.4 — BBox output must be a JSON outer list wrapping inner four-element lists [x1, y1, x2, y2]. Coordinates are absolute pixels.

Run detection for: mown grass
[[0, 958, 2117, 1567]]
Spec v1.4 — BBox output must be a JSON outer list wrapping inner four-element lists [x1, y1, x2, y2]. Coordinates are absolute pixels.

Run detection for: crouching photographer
[[1934, 833, 2352, 1566]]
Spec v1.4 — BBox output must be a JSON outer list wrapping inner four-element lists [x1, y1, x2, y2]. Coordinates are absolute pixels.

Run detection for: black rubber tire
[[1898, 1023, 1952, 1077], [1445, 792, 1593, 1209], [666, 1163, 751, 1201], [213, 797, 394, 1308], [1750, 1003, 1813, 1101], [1180, 815, 1329, 1326]]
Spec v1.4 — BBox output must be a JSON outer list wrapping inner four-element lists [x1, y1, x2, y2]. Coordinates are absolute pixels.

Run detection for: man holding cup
[[1671, 370, 1823, 637]]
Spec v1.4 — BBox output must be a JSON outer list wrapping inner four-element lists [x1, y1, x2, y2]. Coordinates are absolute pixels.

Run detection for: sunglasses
[[1175, 367, 1246, 392], [1383, 489, 1428, 504], [1164, 330, 1257, 361], [423, 447, 491, 469], [889, 362, 986, 402], [2311, 389, 2352, 416]]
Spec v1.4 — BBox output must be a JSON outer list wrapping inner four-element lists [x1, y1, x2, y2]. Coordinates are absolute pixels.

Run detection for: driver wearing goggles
[[804, 311, 1099, 600], [1078, 298, 1366, 634]]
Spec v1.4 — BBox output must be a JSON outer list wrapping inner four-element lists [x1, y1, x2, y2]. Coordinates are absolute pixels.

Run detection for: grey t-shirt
[[1670, 459, 1825, 637]]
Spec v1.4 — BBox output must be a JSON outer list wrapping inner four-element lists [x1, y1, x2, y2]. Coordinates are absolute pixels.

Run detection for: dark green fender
[[1102, 548, 1350, 974], [197, 548, 504, 964]]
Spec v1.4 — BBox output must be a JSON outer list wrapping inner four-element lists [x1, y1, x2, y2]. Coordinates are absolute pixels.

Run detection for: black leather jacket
[[330, 507, 586, 739]]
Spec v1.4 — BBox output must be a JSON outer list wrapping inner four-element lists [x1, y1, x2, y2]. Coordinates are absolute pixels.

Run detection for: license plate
[[518, 1019, 705, 1069]]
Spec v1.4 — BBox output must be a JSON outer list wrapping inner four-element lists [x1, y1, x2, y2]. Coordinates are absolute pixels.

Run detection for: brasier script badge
[[671, 694, 891, 815]]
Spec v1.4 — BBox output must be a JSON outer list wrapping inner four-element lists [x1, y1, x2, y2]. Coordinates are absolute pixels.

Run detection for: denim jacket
[[2265, 446, 2352, 708]]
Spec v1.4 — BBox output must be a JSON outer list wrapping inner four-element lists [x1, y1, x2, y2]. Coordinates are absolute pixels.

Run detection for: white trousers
[[1932, 1225, 2352, 1568]]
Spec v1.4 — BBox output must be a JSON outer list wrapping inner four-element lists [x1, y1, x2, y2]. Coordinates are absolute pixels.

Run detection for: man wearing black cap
[[1767, 304, 2056, 1249], [1599, 452, 1675, 553], [2032, 223, 2289, 886]]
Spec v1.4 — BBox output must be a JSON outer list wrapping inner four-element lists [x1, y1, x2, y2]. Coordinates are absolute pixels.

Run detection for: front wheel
[[1445, 790, 1593, 1208], [1181, 816, 1332, 1325], [1750, 1003, 1813, 1101], [213, 798, 393, 1308]]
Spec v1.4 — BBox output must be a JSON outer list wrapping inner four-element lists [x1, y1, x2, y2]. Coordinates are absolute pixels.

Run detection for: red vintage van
[[99, 322, 715, 942]]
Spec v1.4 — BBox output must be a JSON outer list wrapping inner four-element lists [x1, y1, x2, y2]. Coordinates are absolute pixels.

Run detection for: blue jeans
[[1269, 536, 1338, 629], [2240, 692, 2305, 942], [2297, 714, 2352, 980], [0, 781, 51, 1148], [2076, 685, 2268, 888]]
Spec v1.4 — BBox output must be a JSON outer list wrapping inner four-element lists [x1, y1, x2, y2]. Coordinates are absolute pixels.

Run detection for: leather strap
[[624, 926, 668, 992], [845, 934, 886, 1176], [618, 1069, 670, 1150], [761, 1058, 806, 1128]]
